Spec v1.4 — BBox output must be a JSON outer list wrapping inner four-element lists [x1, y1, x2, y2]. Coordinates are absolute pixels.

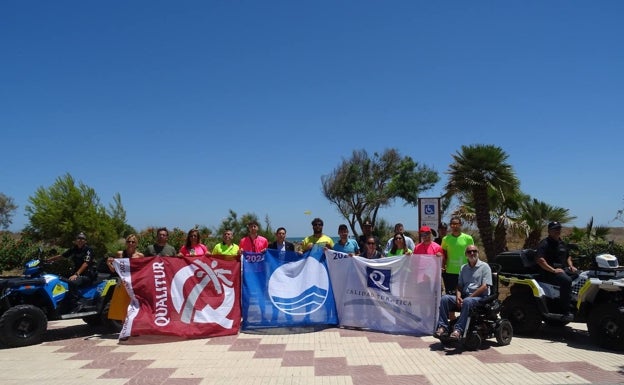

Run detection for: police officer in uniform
[[535, 221, 578, 321], [48, 232, 97, 311]]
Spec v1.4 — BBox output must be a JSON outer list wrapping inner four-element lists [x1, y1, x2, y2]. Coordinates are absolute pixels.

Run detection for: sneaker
[[449, 329, 461, 341], [433, 327, 447, 339]]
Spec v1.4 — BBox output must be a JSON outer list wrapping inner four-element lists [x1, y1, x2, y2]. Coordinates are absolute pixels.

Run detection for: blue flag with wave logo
[[242, 245, 338, 330]]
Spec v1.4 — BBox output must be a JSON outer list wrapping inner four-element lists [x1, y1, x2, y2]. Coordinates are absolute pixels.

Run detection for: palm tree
[[567, 217, 610, 243], [455, 188, 526, 256], [445, 144, 520, 262], [519, 198, 575, 249]]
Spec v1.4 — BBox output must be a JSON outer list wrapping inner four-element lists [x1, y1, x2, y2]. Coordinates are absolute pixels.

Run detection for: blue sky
[[2, 1, 623, 238]]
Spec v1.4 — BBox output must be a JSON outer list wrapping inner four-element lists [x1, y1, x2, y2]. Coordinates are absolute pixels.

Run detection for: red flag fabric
[[113, 256, 241, 339]]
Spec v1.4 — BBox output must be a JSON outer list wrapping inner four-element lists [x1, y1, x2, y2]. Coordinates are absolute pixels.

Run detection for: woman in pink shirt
[[178, 228, 208, 256], [413, 226, 443, 257]]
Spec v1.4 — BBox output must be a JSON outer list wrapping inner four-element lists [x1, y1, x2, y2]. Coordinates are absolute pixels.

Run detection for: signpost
[[418, 197, 441, 234]]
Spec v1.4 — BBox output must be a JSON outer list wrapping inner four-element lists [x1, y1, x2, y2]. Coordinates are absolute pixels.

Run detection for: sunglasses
[[127, 240, 136, 244], [466, 250, 479, 254], [367, 242, 376, 245]]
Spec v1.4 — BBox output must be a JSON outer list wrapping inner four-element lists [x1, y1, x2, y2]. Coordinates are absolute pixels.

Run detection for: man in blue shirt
[[332, 224, 360, 256]]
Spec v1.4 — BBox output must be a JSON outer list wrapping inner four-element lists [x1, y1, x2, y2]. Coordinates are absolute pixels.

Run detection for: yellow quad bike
[[496, 249, 624, 351]]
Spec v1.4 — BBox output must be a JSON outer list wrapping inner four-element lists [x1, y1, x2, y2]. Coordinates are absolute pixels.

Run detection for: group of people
[[46, 217, 472, 312], [433, 220, 578, 342], [49, 216, 578, 337]]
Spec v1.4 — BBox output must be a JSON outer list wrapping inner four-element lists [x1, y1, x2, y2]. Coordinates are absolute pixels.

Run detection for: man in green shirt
[[441, 217, 474, 294], [212, 229, 240, 260]]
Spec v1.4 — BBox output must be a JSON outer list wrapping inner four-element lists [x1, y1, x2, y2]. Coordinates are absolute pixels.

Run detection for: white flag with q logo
[[325, 250, 441, 335]]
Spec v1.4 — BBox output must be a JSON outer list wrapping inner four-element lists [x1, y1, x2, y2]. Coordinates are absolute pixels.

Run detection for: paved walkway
[[1, 320, 622, 385]]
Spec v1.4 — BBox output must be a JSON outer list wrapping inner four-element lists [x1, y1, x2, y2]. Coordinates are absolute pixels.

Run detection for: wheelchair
[[442, 263, 513, 350]]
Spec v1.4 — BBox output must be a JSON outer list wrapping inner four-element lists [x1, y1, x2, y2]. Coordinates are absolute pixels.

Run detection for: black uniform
[[62, 245, 97, 287], [536, 236, 573, 313]]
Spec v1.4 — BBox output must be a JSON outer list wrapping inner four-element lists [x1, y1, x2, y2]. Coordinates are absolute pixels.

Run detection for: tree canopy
[[445, 144, 520, 261], [23, 173, 129, 257], [322, 148, 439, 237], [519, 198, 576, 249], [214, 209, 273, 242], [0, 193, 18, 230]]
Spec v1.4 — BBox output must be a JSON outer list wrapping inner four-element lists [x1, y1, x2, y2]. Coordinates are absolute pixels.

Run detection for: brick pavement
[[1, 320, 622, 385]]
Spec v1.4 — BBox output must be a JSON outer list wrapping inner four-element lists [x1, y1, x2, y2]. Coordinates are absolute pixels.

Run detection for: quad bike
[[496, 249, 624, 351], [0, 249, 122, 348]]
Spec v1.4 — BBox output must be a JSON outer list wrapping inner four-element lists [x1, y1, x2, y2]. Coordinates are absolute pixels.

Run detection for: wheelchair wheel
[[495, 319, 513, 346], [463, 333, 482, 351]]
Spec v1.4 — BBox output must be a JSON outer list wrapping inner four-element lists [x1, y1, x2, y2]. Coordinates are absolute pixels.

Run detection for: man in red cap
[[414, 226, 443, 257]]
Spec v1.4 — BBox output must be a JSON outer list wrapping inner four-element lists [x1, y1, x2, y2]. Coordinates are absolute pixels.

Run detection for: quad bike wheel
[[501, 295, 542, 334], [0, 305, 48, 348], [495, 319, 513, 345], [587, 303, 624, 351]]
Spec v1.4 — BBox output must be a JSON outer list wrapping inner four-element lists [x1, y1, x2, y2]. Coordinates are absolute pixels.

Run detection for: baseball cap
[[548, 221, 562, 230], [76, 232, 87, 240], [363, 219, 372, 226], [419, 226, 431, 233]]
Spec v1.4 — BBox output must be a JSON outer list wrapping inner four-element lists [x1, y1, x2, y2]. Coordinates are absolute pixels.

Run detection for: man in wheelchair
[[434, 245, 492, 341]]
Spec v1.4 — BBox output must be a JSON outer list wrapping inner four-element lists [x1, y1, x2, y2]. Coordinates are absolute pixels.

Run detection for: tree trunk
[[523, 230, 542, 249], [474, 187, 495, 262], [493, 220, 507, 255]]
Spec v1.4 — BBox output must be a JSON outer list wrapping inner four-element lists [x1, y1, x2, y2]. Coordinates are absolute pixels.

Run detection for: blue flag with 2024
[[241, 246, 338, 330]]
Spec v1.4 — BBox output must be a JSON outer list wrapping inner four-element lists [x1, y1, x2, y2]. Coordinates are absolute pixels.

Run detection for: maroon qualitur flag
[[113, 256, 241, 339]]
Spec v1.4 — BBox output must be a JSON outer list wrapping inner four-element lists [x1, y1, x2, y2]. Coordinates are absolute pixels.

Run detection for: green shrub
[[570, 239, 624, 269], [0, 233, 26, 272], [0, 233, 71, 275]]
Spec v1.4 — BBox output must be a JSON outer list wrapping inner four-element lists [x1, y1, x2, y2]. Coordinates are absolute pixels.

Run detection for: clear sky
[[2, 1, 623, 238]]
